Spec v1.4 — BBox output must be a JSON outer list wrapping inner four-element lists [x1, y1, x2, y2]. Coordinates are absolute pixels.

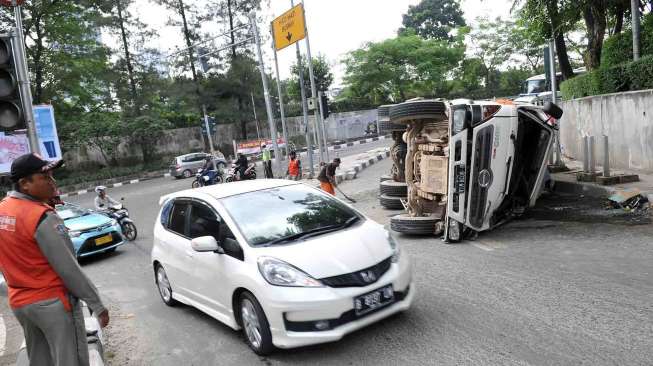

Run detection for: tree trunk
[[178, 0, 198, 83], [116, 0, 139, 115], [227, 0, 237, 58], [554, 33, 575, 80], [583, 4, 607, 70], [227, 0, 247, 139], [612, 2, 625, 35]]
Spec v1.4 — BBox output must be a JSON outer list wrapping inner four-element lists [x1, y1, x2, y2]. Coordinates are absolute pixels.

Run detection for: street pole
[[11, 1, 40, 155], [197, 54, 218, 171], [270, 25, 289, 160], [290, 0, 314, 178], [631, 0, 641, 61], [250, 92, 261, 141], [548, 39, 563, 166], [249, 13, 282, 178], [300, 0, 325, 164], [318, 91, 329, 161]]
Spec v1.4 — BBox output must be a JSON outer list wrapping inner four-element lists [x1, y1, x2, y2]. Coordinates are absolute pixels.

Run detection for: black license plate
[[354, 285, 394, 316], [455, 165, 466, 193]]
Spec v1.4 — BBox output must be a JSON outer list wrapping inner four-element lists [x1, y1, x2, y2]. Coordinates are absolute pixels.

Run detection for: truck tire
[[379, 181, 408, 197], [378, 119, 407, 133], [389, 100, 447, 124], [377, 104, 395, 120], [379, 174, 393, 182], [379, 194, 405, 210], [390, 214, 440, 235]]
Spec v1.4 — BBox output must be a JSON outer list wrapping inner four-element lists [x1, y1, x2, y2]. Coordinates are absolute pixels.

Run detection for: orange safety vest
[[0, 197, 71, 311], [288, 159, 300, 176]]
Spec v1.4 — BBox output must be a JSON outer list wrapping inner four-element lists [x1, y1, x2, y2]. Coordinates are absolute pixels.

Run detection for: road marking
[[472, 240, 507, 252], [0, 313, 6, 357], [472, 243, 494, 251]]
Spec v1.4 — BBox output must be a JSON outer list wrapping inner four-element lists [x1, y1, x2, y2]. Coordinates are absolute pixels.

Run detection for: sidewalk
[[552, 157, 653, 201]]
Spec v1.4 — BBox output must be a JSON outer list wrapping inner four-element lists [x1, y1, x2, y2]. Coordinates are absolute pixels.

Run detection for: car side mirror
[[190, 236, 224, 254], [543, 102, 563, 119]]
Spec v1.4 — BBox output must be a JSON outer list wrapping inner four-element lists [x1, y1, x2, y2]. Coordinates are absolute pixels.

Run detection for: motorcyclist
[[235, 153, 249, 180], [94, 186, 119, 211], [200, 156, 219, 184]]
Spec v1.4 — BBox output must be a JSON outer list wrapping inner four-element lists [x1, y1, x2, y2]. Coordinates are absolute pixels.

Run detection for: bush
[[602, 13, 653, 68], [561, 55, 653, 99]]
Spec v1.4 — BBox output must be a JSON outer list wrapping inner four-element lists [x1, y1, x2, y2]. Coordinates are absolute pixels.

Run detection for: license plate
[[94, 234, 112, 246], [354, 285, 394, 316]]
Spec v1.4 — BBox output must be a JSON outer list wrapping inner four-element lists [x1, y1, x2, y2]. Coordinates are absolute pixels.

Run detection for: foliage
[[398, 0, 466, 41], [560, 55, 653, 99], [287, 55, 334, 102], [602, 12, 653, 68], [124, 115, 173, 163], [468, 17, 516, 94], [342, 34, 465, 104]]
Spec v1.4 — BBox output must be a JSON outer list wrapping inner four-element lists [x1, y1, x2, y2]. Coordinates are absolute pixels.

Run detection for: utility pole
[[270, 24, 289, 160], [548, 39, 563, 167], [632, 0, 641, 60], [249, 13, 282, 178], [197, 56, 218, 171], [251, 92, 261, 141], [11, 0, 40, 154], [300, 0, 325, 163], [290, 0, 314, 178]]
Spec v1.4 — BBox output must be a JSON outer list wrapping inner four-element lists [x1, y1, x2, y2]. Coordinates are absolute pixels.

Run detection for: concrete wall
[[559, 89, 653, 171], [64, 109, 379, 169]]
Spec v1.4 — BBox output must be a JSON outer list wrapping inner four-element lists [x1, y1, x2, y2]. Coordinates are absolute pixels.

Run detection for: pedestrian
[[261, 144, 273, 178], [0, 153, 110, 366], [286, 151, 302, 181], [317, 157, 341, 195]]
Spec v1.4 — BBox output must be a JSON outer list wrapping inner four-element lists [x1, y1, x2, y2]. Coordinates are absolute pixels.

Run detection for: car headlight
[[110, 219, 119, 226], [69, 230, 82, 238], [257, 257, 323, 287], [388, 234, 400, 263]]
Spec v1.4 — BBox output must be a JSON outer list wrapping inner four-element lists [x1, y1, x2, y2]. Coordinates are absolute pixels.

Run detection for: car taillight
[[175, 164, 181, 169], [482, 105, 501, 120]]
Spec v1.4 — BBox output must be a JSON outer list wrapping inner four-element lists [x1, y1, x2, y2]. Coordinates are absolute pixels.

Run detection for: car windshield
[[524, 79, 546, 94], [56, 204, 89, 220], [221, 185, 361, 246]]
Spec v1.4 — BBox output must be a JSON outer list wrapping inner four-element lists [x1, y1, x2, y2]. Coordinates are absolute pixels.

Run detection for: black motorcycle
[[108, 199, 137, 241]]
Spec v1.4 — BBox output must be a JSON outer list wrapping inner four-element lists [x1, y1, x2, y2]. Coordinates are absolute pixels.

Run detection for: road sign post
[[270, 24, 289, 160]]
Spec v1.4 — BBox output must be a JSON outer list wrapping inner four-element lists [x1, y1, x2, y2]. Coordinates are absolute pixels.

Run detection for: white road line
[[472, 243, 494, 251], [0, 311, 6, 357]]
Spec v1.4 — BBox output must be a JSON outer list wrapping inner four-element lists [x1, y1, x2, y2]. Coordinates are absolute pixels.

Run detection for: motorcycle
[[225, 163, 256, 182], [192, 168, 223, 188], [108, 199, 137, 241]]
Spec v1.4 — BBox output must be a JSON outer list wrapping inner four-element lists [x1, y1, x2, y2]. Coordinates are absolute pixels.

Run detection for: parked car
[[55, 203, 125, 258], [152, 180, 413, 355], [170, 153, 227, 179]]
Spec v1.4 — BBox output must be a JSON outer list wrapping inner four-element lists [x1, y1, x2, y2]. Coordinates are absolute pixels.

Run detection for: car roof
[[159, 179, 303, 204]]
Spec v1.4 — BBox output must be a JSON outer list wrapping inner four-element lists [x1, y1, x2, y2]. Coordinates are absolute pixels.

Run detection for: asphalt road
[[2, 138, 653, 365]]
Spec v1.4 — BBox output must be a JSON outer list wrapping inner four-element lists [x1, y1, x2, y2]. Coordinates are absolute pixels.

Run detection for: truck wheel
[[377, 104, 395, 119], [380, 181, 408, 197], [389, 100, 447, 124], [390, 214, 440, 235], [379, 174, 393, 182], [379, 194, 405, 210], [378, 120, 407, 133]]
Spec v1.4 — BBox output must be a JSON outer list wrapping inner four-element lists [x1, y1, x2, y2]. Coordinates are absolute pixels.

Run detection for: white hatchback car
[[151, 180, 413, 354]]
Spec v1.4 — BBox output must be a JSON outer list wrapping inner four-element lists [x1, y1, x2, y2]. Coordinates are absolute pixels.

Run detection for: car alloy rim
[[183, 170, 191, 178], [157, 268, 171, 302], [241, 299, 262, 349]]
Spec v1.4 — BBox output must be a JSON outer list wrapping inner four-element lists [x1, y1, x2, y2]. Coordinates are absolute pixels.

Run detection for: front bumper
[[73, 226, 126, 258], [260, 253, 413, 349]]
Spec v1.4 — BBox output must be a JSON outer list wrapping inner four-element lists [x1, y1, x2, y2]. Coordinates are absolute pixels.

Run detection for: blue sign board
[[33, 105, 62, 161]]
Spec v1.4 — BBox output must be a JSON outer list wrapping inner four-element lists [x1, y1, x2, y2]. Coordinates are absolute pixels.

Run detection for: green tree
[[399, 0, 466, 41], [342, 34, 465, 104], [469, 18, 515, 94], [287, 55, 334, 102]]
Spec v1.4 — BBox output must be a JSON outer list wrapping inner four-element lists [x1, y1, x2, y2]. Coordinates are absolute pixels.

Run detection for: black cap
[[10, 153, 64, 182]]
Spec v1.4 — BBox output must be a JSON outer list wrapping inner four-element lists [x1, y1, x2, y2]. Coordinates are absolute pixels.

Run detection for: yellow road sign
[[272, 4, 306, 51]]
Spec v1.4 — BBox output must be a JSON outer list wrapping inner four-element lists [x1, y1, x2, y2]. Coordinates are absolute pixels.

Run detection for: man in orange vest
[[286, 151, 302, 181], [0, 153, 109, 366], [317, 157, 341, 195]]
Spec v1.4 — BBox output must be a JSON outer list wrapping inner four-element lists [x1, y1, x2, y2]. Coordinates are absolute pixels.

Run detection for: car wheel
[[182, 169, 192, 179], [390, 214, 440, 235], [191, 180, 200, 188], [389, 100, 448, 124], [380, 181, 408, 197], [122, 222, 137, 241], [155, 265, 177, 307], [239, 292, 274, 355], [379, 194, 405, 210]]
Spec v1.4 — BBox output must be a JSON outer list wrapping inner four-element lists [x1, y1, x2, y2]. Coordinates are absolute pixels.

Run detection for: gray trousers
[[13, 297, 89, 366]]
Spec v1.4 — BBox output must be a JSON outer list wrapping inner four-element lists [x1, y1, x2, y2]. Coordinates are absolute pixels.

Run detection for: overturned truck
[[385, 99, 562, 242]]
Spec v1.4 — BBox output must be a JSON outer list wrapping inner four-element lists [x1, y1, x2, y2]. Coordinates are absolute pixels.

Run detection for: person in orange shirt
[[286, 151, 302, 181], [0, 154, 109, 366], [317, 157, 341, 195]]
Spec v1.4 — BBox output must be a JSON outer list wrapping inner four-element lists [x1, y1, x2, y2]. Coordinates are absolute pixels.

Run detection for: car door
[[159, 199, 197, 299], [187, 200, 244, 317]]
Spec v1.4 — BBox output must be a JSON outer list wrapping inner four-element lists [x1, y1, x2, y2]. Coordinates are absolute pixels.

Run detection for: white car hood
[[255, 220, 392, 279]]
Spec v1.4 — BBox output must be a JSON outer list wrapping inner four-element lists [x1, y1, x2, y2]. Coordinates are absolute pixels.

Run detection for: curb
[[335, 150, 391, 184], [59, 172, 171, 199], [298, 135, 388, 158]]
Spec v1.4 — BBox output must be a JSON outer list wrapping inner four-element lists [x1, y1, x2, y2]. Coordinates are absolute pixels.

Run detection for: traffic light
[[201, 116, 216, 135], [0, 33, 25, 132], [320, 93, 329, 119]]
